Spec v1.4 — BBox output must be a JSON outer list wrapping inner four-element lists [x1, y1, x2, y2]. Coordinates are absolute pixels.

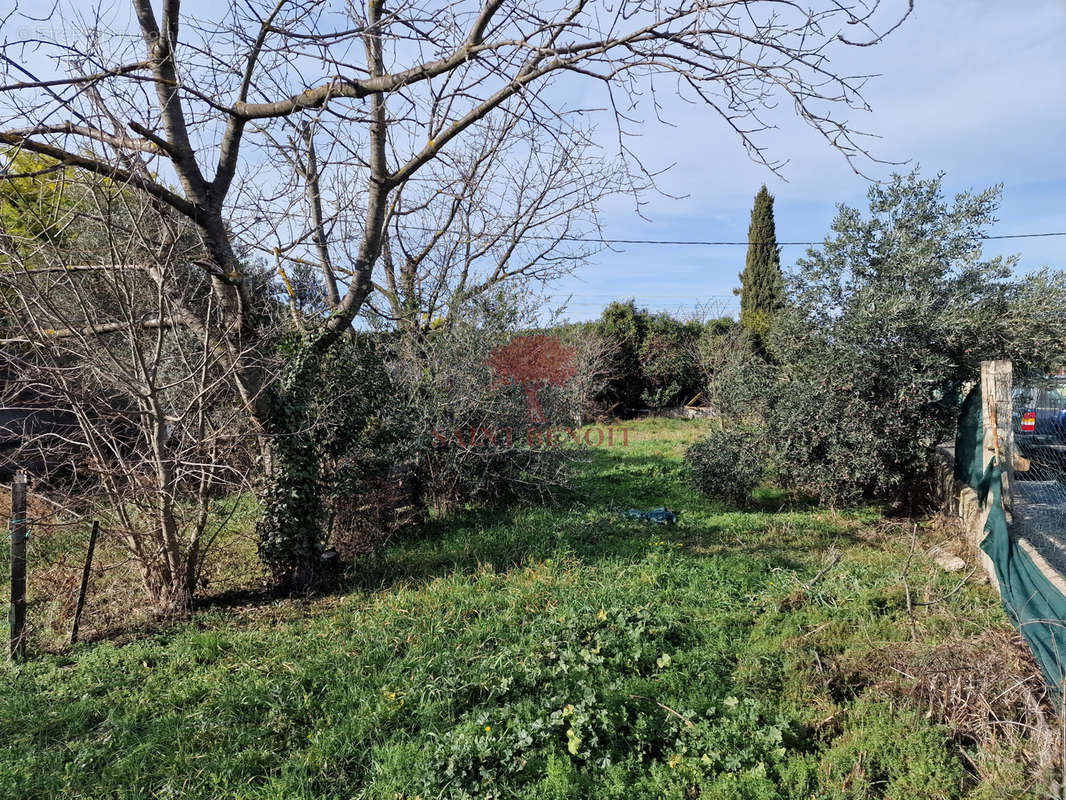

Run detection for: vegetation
[[0, 0, 915, 597], [0, 13, 1058, 799], [0, 418, 1054, 799], [0, 159, 593, 595], [693, 322, 769, 422], [684, 428, 767, 506], [0, 160, 264, 611], [0, 0, 914, 493], [768, 171, 1066, 504], [597, 300, 650, 413], [394, 299, 579, 515], [0, 152, 78, 261], [593, 301, 712, 414], [638, 314, 705, 410], [257, 332, 403, 585], [690, 170, 1066, 507], [737, 185, 785, 338]]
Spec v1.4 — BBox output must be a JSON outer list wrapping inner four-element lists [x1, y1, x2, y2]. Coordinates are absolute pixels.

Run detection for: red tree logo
[[485, 334, 577, 422]]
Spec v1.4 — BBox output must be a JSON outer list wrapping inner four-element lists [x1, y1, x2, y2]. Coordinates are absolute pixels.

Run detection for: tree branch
[[0, 132, 199, 219], [2, 316, 181, 343], [1, 123, 163, 154], [132, 0, 208, 203]]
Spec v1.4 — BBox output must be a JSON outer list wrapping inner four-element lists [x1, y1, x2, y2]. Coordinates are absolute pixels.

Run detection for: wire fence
[[0, 481, 264, 653], [1008, 371, 1066, 575], [0, 486, 121, 651]]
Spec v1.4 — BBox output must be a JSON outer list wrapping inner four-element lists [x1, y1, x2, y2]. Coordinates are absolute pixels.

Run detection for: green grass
[[0, 417, 1046, 799]]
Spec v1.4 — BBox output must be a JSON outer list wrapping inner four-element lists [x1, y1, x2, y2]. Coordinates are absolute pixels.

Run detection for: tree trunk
[[524, 382, 546, 423]]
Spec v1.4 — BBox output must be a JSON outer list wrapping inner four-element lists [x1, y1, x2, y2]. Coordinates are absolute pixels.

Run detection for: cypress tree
[[738, 185, 784, 336]]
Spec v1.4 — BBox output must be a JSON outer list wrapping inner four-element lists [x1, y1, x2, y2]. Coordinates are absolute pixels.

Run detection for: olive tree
[[767, 170, 1066, 505]]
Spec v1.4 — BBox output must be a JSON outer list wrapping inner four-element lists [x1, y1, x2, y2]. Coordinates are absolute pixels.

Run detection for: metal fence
[[1009, 371, 1066, 574], [958, 360, 1066, 696]]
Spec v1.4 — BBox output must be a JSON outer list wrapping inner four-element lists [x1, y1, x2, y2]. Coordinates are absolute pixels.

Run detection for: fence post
[[980, 359, 1014, 509], [70, 520, 99, 646], [8, 470, 27, 661]]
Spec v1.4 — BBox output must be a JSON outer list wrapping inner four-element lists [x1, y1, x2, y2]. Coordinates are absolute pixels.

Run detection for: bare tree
[[557, 325, 622, 425], [0, 170, 260, 612], [363, 116, 629, 335], [0, 0, 913, 429]]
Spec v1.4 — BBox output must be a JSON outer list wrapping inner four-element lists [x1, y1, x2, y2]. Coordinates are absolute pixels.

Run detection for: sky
[[2, 0, 1063, 324], [544, 0, 1066, 321]]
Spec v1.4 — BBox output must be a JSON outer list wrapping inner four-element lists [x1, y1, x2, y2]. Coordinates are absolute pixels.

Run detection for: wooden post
[[8, 470, 27, 661], [70, 520, 98, 646], [981, 359, 1014, 509]]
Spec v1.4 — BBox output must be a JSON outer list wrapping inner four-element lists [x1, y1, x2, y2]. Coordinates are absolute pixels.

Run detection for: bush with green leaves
[[596, 299, 649, 412], [392, 292, 574, 512], [764, 169, 1066, 505], [694, 321, 774, 421], [638, 313, 703, 409], [261, 286, 597, 576], [257, 330, 406, 585], [684, 428, 768, 506], [595, 303, 709, 413]]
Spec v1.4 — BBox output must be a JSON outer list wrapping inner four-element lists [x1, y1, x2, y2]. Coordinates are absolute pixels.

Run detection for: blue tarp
[[625, 507, 677, 525]]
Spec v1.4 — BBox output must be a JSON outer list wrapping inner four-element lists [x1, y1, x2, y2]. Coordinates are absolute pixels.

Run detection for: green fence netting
[[958, 384, 1066, 696], [954, 383, 985, 491]]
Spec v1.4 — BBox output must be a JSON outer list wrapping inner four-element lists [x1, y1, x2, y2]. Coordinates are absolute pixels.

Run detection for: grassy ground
[[0, 417, 1056, 799], [0, 488, 266, 649]]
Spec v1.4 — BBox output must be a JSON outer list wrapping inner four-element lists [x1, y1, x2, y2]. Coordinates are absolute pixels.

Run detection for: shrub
[[764, 374, 890, 507], [260, 286, 589, 581], [684, 428, 768, 506], [763, 169, 1066, 505], [694, 322, 773, 421], [391, 293, 574, 512], [257, 331, 406, 585], [596, 299, 649, 413], [594, 303, 710, 413]]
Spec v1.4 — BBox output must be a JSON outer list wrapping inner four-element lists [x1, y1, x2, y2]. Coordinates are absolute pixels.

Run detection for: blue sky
[[545, 1, 1066, 321], [3, 0, 1062, 324]]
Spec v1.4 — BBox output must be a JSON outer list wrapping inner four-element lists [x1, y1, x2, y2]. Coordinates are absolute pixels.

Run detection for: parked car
[[1012, 377, 1066, 480]]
